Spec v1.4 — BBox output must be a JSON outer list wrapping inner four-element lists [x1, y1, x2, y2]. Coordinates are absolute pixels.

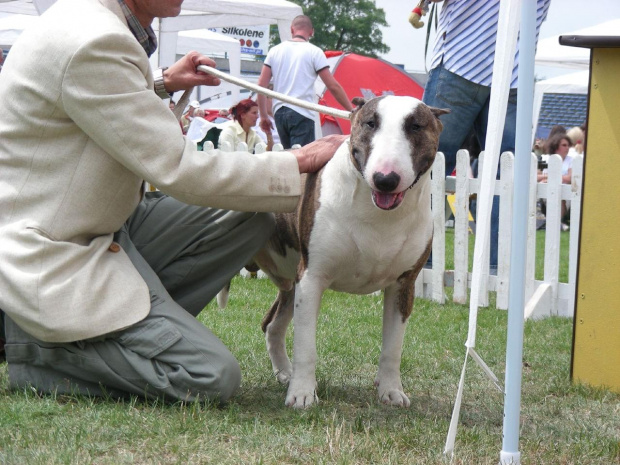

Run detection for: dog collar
[[408, 172, 423, 190]]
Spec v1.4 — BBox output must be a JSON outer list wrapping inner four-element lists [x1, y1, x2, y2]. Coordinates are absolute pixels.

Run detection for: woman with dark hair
[[541, 134, 573, 184], [218, 99, 271, 152], [538, 133, 574, 229]]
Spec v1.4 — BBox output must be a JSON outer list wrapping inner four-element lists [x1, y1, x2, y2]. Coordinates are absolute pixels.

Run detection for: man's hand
[[291, 135, 348, 173], [163, 51, 221, 93]]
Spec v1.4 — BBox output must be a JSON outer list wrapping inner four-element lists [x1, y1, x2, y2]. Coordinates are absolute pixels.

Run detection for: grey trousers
[[4, 192, 275, 403]]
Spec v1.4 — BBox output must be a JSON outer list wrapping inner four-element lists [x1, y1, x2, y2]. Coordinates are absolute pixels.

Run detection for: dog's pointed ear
[[429, 107, 451, 120], [351, 97, 366, 113]]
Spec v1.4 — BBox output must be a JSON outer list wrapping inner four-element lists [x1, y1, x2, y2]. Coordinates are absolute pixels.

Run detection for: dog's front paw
[[274, 364, 292, 384], [376, 380, 411, 408], [285, 382, 318, 409], [378, 388, 410, 407]]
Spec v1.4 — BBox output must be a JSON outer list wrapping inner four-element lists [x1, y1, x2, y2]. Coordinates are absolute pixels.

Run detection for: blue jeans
[[274, 106, 315, 149], [422, 65, 518, 270]]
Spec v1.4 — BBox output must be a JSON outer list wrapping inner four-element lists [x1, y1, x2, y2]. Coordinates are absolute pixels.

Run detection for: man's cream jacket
[[0, 0, 301, 342]]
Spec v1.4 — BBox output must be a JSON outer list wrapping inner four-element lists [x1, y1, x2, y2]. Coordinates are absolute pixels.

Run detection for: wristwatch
[[153, 67, 170, 99]]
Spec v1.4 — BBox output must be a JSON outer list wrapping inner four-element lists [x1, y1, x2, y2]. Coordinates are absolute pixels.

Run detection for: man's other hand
[[291, 135, 348, 173]]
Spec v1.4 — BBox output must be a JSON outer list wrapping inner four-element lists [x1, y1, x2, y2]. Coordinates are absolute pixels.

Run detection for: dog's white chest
[[306, 148, 432, 294]]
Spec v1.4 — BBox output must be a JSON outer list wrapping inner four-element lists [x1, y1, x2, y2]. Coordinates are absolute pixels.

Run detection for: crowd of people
[[534, 124, 586, 230], [176, 14, 353, 154]]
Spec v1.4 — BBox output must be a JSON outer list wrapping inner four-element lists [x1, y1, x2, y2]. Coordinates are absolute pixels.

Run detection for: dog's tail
[[216, 282, 231, 309]]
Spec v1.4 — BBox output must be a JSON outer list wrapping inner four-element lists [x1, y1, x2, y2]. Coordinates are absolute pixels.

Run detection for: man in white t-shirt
[[257, 15, 353, 149]]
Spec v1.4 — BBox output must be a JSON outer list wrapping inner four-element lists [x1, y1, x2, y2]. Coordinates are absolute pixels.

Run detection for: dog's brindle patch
[[267, 210, 299, 258], [297, 171, 321, 278], [349, 97, 381, 176], [407, 107, 448, 181], [261, 170, 322, 279], [261, 286, 294, 333], [396, 236, 432, 321]]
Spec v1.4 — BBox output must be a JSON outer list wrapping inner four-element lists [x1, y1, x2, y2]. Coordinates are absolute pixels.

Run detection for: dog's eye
[[407, 123, 421, 132], [364, 120, 376, 129]]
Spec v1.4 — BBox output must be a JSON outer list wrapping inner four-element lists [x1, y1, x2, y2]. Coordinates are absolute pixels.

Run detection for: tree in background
[[270, 0, 389, 57]]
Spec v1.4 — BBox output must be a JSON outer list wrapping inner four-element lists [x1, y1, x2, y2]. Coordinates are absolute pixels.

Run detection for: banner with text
[[209, 26, 270, 56]]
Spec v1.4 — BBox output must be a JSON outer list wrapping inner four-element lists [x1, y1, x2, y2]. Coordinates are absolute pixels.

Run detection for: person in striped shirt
[[422, 0, 551, 274]]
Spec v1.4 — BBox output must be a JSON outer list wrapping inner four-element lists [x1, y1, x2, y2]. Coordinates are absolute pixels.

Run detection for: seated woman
[[538, 134, 573, 184], [537, 133, 573, 230], [218, 99, 272, 152], [566, 125, 585, 157]]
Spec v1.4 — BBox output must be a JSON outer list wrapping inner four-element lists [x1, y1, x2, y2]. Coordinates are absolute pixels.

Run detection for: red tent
[[316, 51, 425, 135]]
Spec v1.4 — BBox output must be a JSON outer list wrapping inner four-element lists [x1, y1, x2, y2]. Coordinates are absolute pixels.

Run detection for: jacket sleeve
[[62, 33, 301, 213]]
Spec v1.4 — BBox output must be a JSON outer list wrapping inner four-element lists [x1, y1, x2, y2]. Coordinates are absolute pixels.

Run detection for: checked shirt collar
[[117, 0, 158, 57]]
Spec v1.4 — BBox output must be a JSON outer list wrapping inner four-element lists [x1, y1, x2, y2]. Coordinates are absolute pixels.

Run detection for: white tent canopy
[[154, 24, 243, 105], [535, 19, 620, 69], [0, 11, 244, 104], [155, 0, 302, 105], [0, 11, 34, 48], [0, 12, 242, 58], [532, 70, 589, 144], [0, 1, 39, 16], [0, 0, 304, 107], [176, 28, 239, 57], [149, 0, 303, 68]]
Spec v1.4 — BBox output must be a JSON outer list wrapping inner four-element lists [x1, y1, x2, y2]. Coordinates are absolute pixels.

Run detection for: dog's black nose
[[373, 171, 401, 192]]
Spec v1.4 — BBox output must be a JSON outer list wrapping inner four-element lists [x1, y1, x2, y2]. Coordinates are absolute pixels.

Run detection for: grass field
[[0, 231, 617, 464]]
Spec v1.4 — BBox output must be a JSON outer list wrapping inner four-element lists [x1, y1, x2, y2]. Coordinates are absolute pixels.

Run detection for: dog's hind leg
[[262, 288, 294, 384], [374, 269, 417, 408]]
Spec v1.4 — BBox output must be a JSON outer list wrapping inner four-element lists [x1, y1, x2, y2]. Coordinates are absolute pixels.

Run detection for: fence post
[[567, 154, 583, 318], [453, 150, 470, 304], [544, 154, 563, 316], [525, 154, 538, 304], [497, 152, 514, 309], [431, 152, 446, 303], [474, 151, 490, 307]]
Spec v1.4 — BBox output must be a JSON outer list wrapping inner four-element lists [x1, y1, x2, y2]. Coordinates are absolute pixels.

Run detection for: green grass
[[1, 268, 618, 464]]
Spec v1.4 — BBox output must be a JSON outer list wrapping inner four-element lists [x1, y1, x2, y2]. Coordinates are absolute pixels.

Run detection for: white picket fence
[[212, 141, 582, 319], [202, 140, 282, 154], [416, 150, 583, 319]]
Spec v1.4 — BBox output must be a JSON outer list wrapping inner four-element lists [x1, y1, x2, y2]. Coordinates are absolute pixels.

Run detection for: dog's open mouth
[[372, 190, 405, 210]]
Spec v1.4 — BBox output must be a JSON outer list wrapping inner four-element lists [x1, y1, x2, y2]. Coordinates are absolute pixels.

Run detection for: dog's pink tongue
[[372, 191, 404, 210]]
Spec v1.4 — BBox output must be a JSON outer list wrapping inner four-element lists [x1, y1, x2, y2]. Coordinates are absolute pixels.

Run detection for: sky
[[378, 0, 620, 80]]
